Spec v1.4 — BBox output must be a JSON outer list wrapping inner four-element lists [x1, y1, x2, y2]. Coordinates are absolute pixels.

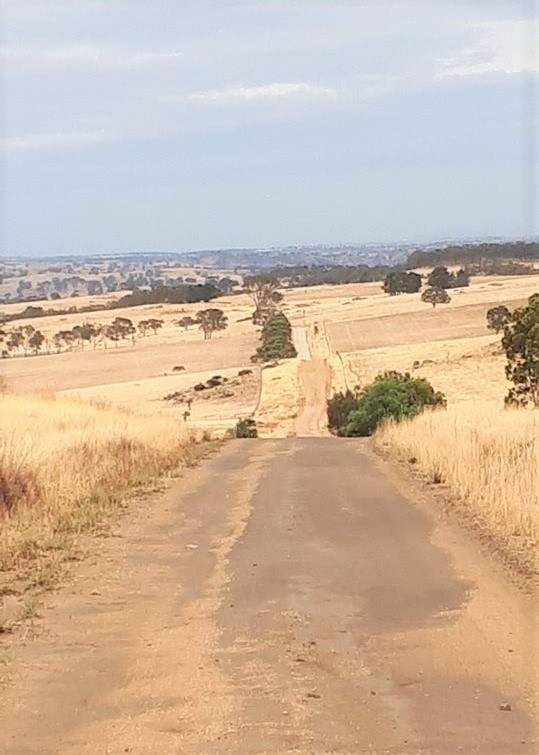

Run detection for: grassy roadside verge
[[0, 393, 217, 628], [375, 405, 538, 576]]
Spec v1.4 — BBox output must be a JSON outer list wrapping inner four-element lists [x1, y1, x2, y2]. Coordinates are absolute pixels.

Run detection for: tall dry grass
[[0, 393, 197, 581], [376, 405, 538, 544]]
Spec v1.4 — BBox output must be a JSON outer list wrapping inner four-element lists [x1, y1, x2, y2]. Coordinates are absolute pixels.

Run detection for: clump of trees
[[382, 271, 422, 295], [269, 264, 393, 288], [406, 242, 539, 268], [196, 309, 228, 340], [427, 266, 470, 289], [327, 372, 446, 437], [502, 294, 539, 407], [253, 311, 297, 363], [421, 287, 451, 308], [113, 283, 220, 308], [0, 315, 160, 357]]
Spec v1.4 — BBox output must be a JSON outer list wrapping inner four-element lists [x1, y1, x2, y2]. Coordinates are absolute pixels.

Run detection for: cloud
[[1, 129, 111, 153], [2, 44, 183, 70], [435, 19, 538, 78], [189, 82, 337, 102]]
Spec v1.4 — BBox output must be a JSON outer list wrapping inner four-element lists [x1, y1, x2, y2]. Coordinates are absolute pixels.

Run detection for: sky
[[1, 0, 538, 256]]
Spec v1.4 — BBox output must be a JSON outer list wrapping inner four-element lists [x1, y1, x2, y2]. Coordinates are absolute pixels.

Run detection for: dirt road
[[1, 439, 536, 754]]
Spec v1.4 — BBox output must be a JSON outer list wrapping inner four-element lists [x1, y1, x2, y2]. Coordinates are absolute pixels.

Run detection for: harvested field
[[326, 299, 528, 354]]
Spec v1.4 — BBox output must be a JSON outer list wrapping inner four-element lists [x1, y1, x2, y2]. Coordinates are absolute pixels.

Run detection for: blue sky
[[2, 0, 538, 256]]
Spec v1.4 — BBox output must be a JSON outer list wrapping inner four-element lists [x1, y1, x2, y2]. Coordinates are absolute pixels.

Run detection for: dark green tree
[[428, 266, 470, 289], [502, 294, 539, 407], [486, 305, 512, 334], [235, 418, 258, 438], [254, 311, 297, 362]]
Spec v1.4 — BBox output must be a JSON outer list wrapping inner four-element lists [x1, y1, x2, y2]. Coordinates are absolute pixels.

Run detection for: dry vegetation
[[1, 269, 537, 562], [317, 275, 539, 552], [0, 392, 198, 590], [376, 406, 538, 545]]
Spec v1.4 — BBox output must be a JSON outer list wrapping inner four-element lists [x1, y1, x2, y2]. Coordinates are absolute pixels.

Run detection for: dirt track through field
[[0, 439, 536, 754]]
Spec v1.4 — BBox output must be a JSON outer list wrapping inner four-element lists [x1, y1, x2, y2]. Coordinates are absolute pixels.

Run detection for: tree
[[244, 276, 283, 324], [196, 309, 228, 340], [345, 372, 446, 437], [421, 286, 451, 308], [103, 324, 121, 348], [137, 319, 162, 337], [427, 266, 452, 288], [428, 265, 469, 289], [6, 329, 24, 355], [502, 294, 539, 407], [28, 329, 45, 355], [111, 316, 136, 343], [146, 318, 163, 335], [177, 316, 197, 331], [138, 320, 150, 337], [486, 305, 512, 334], [218, 277, 237, 294], [383, 271, 422, 295], [53, 330, 77, 352], [71, 323, 99, 350]]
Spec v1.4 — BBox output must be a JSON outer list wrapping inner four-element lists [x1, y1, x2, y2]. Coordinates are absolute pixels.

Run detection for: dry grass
[[0, 392, 197, 581], [376, 405, 539, 544]]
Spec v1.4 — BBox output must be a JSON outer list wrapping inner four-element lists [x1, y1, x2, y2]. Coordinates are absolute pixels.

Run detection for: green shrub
[[326, 390, 361, 435], [345, 371, 446, 437], [235, 418, 258, 438]]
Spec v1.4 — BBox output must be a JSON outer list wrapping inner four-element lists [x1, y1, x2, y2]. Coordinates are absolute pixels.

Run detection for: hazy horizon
[[2, 0, 538, 257]]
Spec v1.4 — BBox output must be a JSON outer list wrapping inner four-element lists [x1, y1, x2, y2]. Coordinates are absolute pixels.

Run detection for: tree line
[[405, 241, 538, 269], [0, 308, 231, 358], [0, 283, 220, 326]]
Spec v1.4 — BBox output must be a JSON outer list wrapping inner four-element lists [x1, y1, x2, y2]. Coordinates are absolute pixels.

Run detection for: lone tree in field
[[196, 308, 228, 340], [486, 305, 512, 334], [502, 294, 539, 407], [177, 316, 197, 331], [421, 286, 451, 309], [244, 275, 283, 325]]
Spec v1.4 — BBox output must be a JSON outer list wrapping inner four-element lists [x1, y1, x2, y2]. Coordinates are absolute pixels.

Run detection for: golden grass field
[[0, 392, 198, 594], [376, 406, 538, 545]]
